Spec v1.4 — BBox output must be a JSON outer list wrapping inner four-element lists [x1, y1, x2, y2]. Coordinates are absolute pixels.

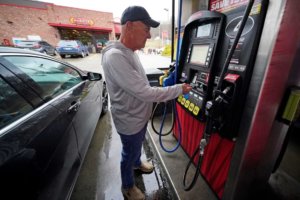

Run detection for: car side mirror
[[85, 72, 102, 81]]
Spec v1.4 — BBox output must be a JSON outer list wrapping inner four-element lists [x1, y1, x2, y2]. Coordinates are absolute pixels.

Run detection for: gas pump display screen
[[196, 24, 211, 37], [190, 45, 209, 65]]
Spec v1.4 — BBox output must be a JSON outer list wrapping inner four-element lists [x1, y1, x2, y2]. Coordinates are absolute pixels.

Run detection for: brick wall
[[0, 3, 114, 46]]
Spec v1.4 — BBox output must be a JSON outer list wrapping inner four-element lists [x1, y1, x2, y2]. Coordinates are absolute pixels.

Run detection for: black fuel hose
[[183, 117, 212, 191], [183, 146, 203, 191], [150, 101, 175, 136]]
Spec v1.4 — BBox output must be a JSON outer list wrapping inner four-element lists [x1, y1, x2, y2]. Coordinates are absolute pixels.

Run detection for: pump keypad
[[177, 94, 203, 118]]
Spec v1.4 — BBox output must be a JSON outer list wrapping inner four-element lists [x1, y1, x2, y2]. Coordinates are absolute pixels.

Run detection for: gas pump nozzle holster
[[205, 86, 232, 133], [160, 62, 176, 87], [206, 86, 231, 115]]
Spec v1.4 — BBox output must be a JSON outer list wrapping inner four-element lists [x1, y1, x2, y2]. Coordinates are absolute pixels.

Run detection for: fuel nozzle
[[199, 138, 207, 156], [206, 86, 231, 114], [160, 62, 177, 87], [215, 86, 231, 104], [205, 86, 232, 133], [159, 70, 169, 86]]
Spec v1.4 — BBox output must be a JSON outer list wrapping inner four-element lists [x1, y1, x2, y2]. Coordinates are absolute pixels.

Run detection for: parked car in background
[[0, 46, 108, 200], [15, 40, 57, 56], [57, 40, 89, 58]]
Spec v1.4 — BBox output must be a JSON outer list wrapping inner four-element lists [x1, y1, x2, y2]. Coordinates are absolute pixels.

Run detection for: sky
[[36, 0, 172, 21]]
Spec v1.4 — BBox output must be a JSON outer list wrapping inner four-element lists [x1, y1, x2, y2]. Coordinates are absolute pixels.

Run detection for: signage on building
[[69, 17, 94, 26], [27, 35, 42, 41]]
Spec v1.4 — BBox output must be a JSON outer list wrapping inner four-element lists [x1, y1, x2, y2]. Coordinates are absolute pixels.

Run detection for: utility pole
[[163, 8, 170, 45]]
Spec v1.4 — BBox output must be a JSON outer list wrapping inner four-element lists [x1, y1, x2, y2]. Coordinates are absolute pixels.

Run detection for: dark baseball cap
[[120, 6, 160, 28]]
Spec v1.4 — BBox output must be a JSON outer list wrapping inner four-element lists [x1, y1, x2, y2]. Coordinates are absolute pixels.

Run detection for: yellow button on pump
[[193, 106, 200, 115], [181, 98, 186, 105], [178, 95, 183, 103], [184, 100, 190, 108], [189, 103, 195, 111]]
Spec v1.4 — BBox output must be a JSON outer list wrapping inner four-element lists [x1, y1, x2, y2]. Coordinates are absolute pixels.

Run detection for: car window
[[0, 77, 34, 129], [3, 56, 82, 100], [57, 40, 77, 47], [43, 41, 51, 46], [40, 41, 47, 46]]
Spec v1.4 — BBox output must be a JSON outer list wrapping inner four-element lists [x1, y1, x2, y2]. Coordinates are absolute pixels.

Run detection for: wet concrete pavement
[[66, 54, 227, 200], [65, 53, 218, 200], [65, 53, 179, 200], [70, 107, 219, 200], [70, 112, 177, 200]]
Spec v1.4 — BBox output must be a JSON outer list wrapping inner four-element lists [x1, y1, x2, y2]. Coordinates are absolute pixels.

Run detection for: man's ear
[[126, 21, 134, 31]]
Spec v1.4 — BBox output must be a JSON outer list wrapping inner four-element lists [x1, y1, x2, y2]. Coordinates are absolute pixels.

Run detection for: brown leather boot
[[121, 185, 145, 200], [134, 161, 154, 173]]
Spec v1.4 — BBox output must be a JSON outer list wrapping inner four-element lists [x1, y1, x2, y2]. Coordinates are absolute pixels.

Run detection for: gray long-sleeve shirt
[[102, 41, 183, 135]]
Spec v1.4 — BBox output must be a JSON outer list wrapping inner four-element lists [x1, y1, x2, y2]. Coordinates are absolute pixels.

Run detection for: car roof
[[0, 46, 42, 54], [19, 40, 39, 42]]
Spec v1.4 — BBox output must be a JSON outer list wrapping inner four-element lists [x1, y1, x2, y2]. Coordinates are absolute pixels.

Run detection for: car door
[[71, 74, 102, 159], [0, 55, 83, 200], [0, 60, 51, 198]]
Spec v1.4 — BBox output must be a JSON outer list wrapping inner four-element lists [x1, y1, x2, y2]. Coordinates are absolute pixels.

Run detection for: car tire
[[60, 54, 65, 58], [100, 82, 108, 117]]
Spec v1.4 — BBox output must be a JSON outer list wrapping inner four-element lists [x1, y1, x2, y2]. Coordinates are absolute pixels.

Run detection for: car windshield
[[16, 41, 38, 47], [58, 41, 78, 47]]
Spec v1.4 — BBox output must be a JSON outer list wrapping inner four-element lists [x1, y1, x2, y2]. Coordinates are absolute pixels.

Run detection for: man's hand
[[182, 83, 192, 94]]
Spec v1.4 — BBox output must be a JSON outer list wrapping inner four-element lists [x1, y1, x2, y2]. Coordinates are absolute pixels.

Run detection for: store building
[[0, 0, 121, 51]]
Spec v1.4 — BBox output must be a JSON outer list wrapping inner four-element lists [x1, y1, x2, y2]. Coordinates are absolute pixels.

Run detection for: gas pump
[[171, 0, 269, 198], [176, 11, 225, 122]]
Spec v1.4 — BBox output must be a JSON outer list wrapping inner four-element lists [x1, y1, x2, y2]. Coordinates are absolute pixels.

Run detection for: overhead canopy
[[114, 23, 121, 34], [48, 23, 112, 32]]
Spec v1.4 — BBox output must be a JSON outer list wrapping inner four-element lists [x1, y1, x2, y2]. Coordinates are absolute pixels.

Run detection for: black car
[[0, 47, 108, 200], [15, 40, 57, 56]]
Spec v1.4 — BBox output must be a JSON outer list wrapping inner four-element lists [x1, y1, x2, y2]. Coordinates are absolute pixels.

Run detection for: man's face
[[131, 21, 151, 50]]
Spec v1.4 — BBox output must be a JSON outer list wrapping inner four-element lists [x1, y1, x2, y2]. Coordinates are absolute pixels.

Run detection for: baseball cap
[[120, 6, 160, 28]]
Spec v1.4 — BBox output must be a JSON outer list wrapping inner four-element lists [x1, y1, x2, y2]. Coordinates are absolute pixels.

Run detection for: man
[[102, 6, 192, 200]]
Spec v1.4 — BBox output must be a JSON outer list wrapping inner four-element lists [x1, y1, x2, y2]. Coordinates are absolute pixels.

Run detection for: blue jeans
[[118, 124, 147, 189]]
